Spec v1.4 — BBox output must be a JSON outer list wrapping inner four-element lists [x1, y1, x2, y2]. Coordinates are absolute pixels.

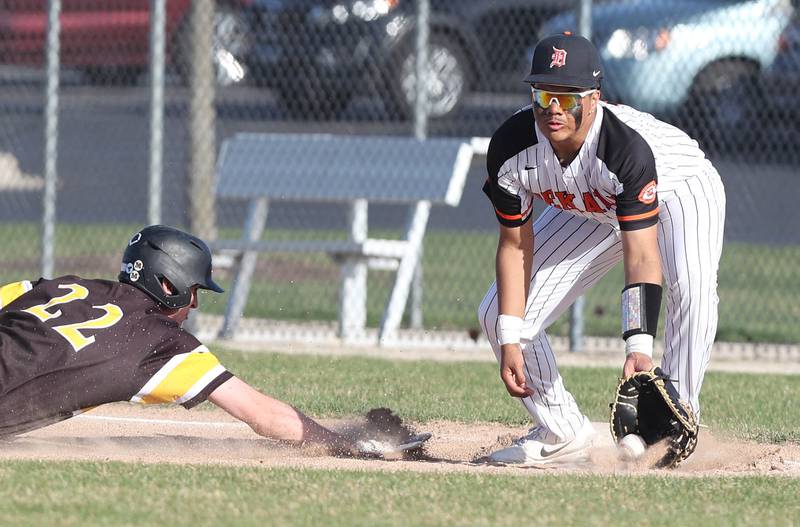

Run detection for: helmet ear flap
[[154, 274, 193, 309], [119, 225, 220, 309]]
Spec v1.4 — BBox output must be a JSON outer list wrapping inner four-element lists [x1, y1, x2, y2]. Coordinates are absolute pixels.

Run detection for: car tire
[[386, 34, 473, 121], [683, 59, 759, 152]]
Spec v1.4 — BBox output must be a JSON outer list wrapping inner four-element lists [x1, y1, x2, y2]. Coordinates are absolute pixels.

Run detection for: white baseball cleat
[[355, 433, 432, 456], [487, 417, 595, 467]]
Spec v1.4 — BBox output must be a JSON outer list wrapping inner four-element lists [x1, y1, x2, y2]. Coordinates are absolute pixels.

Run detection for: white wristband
[[498, 314, 523, 345], [625, 333, 654, 358]]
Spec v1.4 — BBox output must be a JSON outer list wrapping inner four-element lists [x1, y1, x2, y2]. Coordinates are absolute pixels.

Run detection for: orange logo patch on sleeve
[[638, 181, 657, 205]]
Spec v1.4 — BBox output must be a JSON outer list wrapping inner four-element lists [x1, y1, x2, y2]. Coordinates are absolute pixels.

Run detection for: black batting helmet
[[118, 225, 224, 309]]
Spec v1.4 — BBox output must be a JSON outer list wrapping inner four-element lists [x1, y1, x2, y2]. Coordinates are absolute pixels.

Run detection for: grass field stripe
[[140, 349, 221, 405], [77, 414, 249, 428]]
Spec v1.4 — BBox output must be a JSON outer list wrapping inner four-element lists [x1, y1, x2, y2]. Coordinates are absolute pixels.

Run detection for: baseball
[[618, 434, 647, 461]]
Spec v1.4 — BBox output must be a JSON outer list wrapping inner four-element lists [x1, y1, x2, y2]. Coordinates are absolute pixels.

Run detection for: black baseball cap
[[524, 32, 602, 89]]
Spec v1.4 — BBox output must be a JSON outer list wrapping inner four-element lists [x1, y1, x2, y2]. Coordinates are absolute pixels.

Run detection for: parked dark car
[[240, 0, 577, 119], [0, 0, 250, 84], [744, 10, 800, 152], [0, 0, 579, 120]]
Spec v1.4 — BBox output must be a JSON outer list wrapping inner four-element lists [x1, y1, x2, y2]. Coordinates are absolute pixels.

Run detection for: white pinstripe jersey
[[0, 276, 232, 437], [483, 101, 716, 231]]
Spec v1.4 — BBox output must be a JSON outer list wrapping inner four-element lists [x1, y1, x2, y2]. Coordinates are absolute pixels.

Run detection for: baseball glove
[[610, 367, 699, 468]]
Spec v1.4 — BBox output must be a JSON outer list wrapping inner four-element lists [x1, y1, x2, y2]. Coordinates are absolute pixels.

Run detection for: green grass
[[1, 222, 798, 343], [214, 349, 800, 444], [0, 461, 798, 527], [2, 349, 798, 526]]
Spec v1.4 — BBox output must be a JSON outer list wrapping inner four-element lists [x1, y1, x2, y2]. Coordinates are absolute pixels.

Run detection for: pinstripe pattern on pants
[[478, 206, 623, 443], [478, 171, 725, 438], [657, 173, 726, 415]]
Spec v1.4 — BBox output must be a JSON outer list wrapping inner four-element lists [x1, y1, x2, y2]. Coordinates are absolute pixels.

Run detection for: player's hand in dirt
[[354, 433, 432, 458], [623, 352, 654, 377], [500, 343, 534, 398]]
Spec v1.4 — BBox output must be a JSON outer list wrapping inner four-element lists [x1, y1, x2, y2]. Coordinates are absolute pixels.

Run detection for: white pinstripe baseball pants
[[478, 175, 725, 442]]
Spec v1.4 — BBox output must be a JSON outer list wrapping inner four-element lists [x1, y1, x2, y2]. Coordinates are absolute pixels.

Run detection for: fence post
[[187, 0, 217, 239], [41, 0, 61, 279], [413, 0, 430, 140], [148, 0, 166, 226], [409, 0, 430, 329], [569, 0, 593, 353]]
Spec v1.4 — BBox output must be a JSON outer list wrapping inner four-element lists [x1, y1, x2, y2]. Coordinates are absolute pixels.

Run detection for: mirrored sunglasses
[[531, 88, 596, 110]]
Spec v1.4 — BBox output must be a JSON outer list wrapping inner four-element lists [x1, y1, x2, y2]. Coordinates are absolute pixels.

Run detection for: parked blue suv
[[541, 0, 794, 143]]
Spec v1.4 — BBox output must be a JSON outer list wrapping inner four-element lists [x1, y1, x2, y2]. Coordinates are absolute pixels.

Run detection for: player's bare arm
[[621, 224, 662, 376], [621, 225, 661, 285], [496, 223, 535, 398], [157, 274, 351, 451], [208, 376, 352, 453]]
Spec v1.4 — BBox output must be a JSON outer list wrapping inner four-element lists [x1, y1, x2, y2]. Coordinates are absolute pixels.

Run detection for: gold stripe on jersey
[[175, 364, 228, 405], [0, 280, 32, 309], [130, 345, 225, 405]]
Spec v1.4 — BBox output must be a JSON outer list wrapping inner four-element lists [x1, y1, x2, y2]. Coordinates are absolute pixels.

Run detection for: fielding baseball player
[[478, 33, 725, 466], [0, 225, 425, 456]]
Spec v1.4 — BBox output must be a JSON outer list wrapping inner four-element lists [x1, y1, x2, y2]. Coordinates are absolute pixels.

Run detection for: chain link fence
[[0, 0, 797, 345]]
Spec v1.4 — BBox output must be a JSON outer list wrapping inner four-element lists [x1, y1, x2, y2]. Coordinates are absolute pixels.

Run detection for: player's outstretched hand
[[500, 344, 535, 398], [623, 351, 654, 377]]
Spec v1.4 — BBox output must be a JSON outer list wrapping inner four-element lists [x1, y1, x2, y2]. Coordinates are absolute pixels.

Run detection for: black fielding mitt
[[610, 367, 699, 468]]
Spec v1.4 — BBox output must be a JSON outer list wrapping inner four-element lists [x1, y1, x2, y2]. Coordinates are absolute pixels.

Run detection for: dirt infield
[[2, 404, 798, 477]]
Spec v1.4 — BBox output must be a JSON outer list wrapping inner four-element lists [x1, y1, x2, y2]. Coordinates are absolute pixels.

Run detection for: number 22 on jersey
[[22, 283, 124, 352]]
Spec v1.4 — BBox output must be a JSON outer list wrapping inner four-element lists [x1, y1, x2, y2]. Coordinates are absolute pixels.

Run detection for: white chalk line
[[77, 414, 249, 428]]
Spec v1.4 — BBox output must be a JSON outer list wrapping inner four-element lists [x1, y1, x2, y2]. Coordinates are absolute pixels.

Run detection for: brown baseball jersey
[[0, 276, 233, 437]]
